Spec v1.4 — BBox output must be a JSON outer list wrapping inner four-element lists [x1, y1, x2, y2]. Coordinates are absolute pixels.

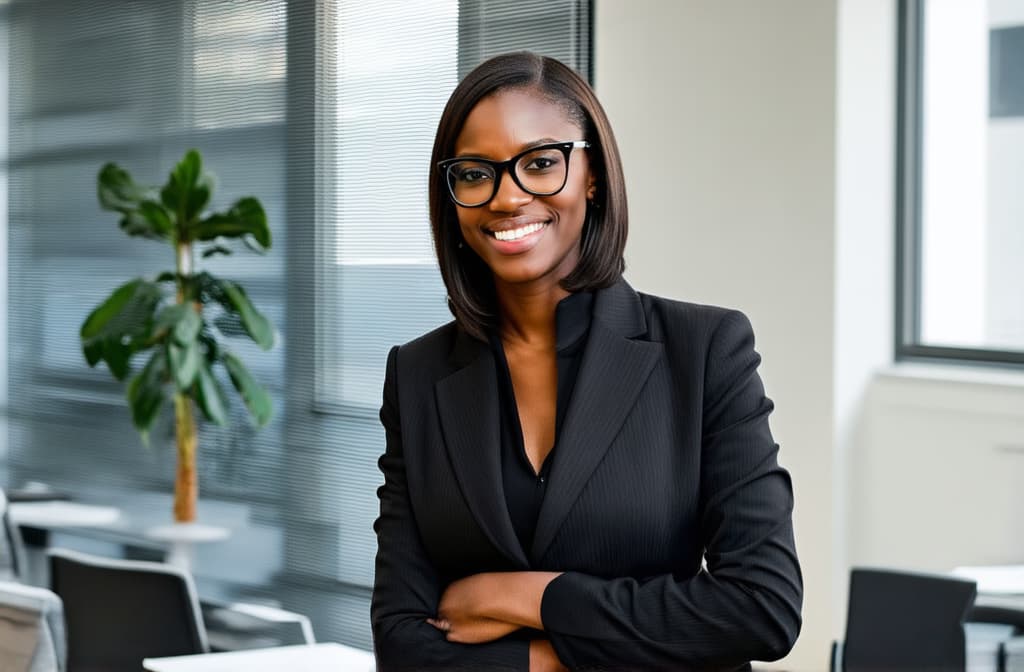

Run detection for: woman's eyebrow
[[454, 137, 562, 159]]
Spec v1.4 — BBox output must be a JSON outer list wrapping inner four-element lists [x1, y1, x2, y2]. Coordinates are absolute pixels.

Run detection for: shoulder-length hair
[[429, 51, 628, 341]]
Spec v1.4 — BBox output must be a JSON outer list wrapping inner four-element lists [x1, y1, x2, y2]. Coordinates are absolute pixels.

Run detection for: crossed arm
[[428, 571, 566, 670]]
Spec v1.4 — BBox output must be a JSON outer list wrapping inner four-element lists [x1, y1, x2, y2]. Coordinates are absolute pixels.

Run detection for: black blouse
[[489, 291, 594, 555]]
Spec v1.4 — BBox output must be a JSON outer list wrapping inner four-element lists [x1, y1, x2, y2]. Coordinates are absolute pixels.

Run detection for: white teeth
[[493, 222, 545, 242]]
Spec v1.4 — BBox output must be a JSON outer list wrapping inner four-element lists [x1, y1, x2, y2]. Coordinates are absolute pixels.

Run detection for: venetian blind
[[2, 0, 590, 649]]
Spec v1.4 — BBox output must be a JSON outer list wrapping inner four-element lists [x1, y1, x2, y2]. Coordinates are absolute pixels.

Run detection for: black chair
[[831, 567, 977, 672], [968, 598, 1024, 633], [49, 547, 208, 672]]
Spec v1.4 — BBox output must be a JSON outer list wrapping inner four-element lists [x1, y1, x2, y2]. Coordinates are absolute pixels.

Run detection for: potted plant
[[80, 149, 274, 523]]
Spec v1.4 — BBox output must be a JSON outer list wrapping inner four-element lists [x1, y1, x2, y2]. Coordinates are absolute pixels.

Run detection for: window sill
[[879, 361, 1024, 390]]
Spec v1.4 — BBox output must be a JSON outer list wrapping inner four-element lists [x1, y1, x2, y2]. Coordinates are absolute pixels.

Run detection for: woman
[[372, 52, 802, 671]]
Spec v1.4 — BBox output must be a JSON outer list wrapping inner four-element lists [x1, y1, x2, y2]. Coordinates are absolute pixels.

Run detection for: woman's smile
[[479, 215, 550, 253]]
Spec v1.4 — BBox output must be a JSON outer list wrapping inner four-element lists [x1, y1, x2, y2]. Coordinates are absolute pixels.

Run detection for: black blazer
[[372, 279, 802, 671]]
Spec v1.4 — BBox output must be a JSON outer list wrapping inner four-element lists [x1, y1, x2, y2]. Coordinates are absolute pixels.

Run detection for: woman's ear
[[586, 177, 597, 201]]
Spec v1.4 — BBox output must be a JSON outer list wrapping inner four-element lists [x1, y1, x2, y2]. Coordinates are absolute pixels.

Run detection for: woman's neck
[[494, 278, 569, 348]]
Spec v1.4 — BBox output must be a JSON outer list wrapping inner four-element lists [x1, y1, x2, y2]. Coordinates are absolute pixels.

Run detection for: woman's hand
[[426, 613, 519, 644], [432, 573, 519, 643]]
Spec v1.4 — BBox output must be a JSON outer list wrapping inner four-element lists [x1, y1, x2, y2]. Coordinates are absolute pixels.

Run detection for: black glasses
[[437, 140, 590, 208]]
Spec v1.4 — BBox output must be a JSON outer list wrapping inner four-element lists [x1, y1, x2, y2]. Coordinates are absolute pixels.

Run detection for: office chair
[[49, 547, 208, 672], [831, 567, 977, 672], [0, 488, 29, 580], [0, 579, 66, 672], [201, 599, 316, 651]]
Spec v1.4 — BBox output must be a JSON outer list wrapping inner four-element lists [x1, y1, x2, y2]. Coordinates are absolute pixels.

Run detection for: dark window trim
[[895, 0, 1024, 369]]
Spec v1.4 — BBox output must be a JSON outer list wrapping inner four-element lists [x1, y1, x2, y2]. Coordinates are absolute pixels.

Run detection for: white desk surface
[[8, 501, 121, 527], [143, 643, 376, 672], [953, 565, 1024, 595]]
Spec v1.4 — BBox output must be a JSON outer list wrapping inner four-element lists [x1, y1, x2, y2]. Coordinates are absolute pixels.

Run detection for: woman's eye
[[456, 167, 491, 184], [523, 155, 560, 172]]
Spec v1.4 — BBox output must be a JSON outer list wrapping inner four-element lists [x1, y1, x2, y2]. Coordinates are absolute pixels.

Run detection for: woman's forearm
[[530, 639, 569, 672], [435, 570, 563, 644], [484, 571, 562, 630]]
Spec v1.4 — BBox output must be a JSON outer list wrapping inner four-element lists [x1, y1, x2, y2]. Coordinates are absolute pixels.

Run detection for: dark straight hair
[[429, 51, 628, 341]]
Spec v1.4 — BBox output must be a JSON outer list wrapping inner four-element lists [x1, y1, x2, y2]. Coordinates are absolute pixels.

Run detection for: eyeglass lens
[[446, 146, 569, 206]]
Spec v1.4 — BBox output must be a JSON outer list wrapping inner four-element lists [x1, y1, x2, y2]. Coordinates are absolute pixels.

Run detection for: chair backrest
[[201, 600, 316, 651], [842, 567, 977, 672], [49, 547, 208, 672], [0, 579, 66, 672], [0, 489, 28, 581]]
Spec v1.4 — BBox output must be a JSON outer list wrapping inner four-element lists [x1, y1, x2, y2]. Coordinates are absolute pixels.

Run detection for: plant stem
[[173, 392, 198, 522], [176, 241, 194, 300], [174, 237, 197, 523]]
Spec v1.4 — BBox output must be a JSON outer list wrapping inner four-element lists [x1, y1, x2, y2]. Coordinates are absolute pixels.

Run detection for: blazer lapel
[[435, 331, 530, 568], [531, 280, 663, 562]]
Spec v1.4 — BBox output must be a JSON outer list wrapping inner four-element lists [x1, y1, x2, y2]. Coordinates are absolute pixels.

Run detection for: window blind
[[3, 0, 590, 648]]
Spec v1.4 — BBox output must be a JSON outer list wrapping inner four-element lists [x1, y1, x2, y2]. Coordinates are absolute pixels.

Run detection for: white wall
[[833, 0, 896, 648], [595, 1, 838, 668], [852, 367, 1024, 571]]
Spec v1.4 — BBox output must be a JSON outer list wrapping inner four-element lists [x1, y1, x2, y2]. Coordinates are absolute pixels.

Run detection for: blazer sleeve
[[371, 346, 530, 671], [539, 310, 803, 671]]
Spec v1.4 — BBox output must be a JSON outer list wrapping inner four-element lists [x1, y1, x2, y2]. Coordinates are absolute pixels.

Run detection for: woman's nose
[[488, 169, 533, 212]]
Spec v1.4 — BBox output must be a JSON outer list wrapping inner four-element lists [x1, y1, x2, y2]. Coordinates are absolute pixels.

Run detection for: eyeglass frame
[[437, 140, 591, 208]]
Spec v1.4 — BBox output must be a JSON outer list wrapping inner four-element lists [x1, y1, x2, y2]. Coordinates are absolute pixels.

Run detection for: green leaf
[[126, 350, 167, 443], [201, 245, 233, 258], [83, 339, 104, 368], [118, 211, 158, 239], [223, 352, 272, 427], [98, 163, 151, 213], [160, 149, 212, 224], [220, 281, 273, 350], [191, 197, 270, 250], [197, 274, 274, 350], [81, 279, 163, 380], [104, 341, 133, 380], [82, 280, 140, 339], [212, 312, 247, 338], [138, 200, 174, 238], [154, 303, 202, 345], [169, 339, 201, 391], [198, 330, 221, 363], [195, 360, 229, 426]]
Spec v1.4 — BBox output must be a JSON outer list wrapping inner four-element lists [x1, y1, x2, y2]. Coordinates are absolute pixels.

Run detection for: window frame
[[895, 0, 1024, 369]]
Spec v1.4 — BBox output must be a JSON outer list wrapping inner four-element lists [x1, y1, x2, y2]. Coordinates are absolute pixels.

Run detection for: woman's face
[[451, 87, 595, 291]]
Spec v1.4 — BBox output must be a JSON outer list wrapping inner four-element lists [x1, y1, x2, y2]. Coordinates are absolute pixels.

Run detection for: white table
[[143, 643, 376, 671], [8, 501, 121, 528]]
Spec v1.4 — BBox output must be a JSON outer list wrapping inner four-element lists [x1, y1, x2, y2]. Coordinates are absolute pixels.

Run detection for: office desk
[[8, 493, 279, 585], [143, 642, 376, 671], [7, 501, 120, 528]]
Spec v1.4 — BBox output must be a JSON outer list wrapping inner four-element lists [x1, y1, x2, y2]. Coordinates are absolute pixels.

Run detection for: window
[[317, 0, 592, 412], [2, 0, 590, 649], [897, 0, 1024, 366]]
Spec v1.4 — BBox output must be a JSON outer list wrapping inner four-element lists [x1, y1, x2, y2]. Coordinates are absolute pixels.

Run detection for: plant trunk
[[174, 238, 197, 523], [173, 392, 198, 522]]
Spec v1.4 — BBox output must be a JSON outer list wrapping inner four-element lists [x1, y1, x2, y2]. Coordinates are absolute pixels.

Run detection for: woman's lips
[[482, 220, 549, 254], [487, 221, 546, 241]]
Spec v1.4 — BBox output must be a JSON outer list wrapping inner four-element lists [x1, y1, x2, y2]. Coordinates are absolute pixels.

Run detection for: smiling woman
[[371, 52, 803, 671]]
